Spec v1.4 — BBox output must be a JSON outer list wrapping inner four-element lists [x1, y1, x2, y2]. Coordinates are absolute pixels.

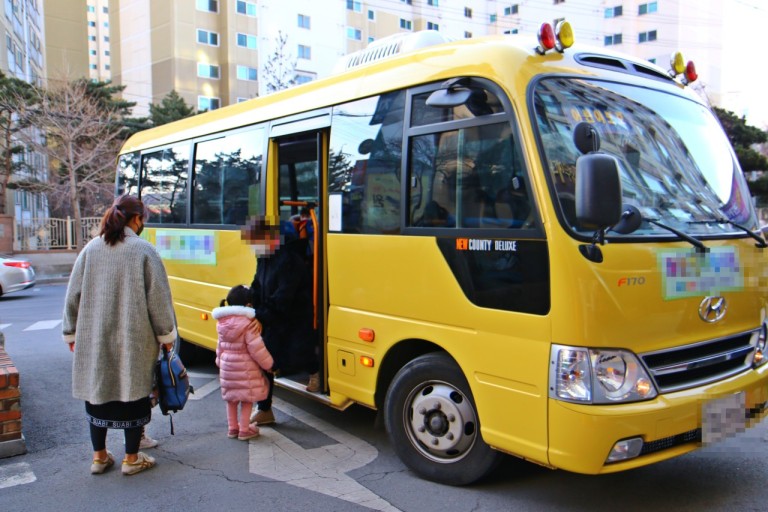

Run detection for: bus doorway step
[[274, 374, 333, 406]]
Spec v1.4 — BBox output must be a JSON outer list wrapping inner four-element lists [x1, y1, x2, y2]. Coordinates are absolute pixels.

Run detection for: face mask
[[134, 216, 144, 236]]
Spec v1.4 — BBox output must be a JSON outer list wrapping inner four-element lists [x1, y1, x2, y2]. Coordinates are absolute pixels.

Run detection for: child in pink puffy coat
[[212, 285, 274, 441]]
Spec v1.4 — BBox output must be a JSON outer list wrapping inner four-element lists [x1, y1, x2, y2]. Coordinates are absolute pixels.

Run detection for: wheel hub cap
[[406, 382, 477, 462]]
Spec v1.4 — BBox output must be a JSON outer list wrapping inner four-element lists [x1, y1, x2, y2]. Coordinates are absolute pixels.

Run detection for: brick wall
[[0, 333, 26, 457], [0, 347, 21, 440]]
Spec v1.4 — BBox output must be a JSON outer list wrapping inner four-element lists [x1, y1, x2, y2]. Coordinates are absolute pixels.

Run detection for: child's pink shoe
[[227, 429, 238, 439], [238, 424, 260, 441]]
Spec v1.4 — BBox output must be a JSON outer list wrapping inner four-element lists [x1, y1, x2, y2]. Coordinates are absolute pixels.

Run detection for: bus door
[[270, 121, 328, 395]]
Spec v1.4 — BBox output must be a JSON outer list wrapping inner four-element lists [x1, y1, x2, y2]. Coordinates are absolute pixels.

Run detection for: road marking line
[[24, 320, 62, 331], [0, 324, 10, 330], [0, 462, 36, 489], [187, 371, 217, 378], [250, 397, 401, 512], [186, 371, 220, 400]]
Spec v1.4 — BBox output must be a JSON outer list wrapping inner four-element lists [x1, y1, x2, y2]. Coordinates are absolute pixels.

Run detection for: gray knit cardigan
[[62, 227, 177, 405]]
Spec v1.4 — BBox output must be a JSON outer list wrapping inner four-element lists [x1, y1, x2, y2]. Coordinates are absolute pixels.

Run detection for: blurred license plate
[[702, 392, 746, 445]]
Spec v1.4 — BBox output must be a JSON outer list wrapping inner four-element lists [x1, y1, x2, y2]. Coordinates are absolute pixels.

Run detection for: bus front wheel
[[384, 352, 502, 485]]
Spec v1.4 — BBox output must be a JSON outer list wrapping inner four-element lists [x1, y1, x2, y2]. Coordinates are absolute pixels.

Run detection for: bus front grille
[[640, 329, 759, 393], [639, 429, 701, 456]]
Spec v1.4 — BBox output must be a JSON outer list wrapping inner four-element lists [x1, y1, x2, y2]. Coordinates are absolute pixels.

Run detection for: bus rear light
[[606, 437, 643, 463], [360, 356, 375, 368], [358, 328, 375, 342]]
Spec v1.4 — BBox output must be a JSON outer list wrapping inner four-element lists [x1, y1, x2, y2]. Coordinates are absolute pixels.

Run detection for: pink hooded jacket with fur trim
[[213, 305, 274, 403]]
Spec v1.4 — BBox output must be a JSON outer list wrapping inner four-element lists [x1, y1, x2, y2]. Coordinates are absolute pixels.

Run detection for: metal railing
[[13, 217, 101, 250]]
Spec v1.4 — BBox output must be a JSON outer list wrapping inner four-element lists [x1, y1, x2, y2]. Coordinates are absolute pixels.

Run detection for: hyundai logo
[[699, 296, 727, 323]]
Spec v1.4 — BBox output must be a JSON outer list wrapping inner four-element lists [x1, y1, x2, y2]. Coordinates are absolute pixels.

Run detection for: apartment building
[[494, 0, 765, 127], [1, 0, 48, 245], [2, 0, 45, 84], [39, 1, 768, 126], [104, 0, 506, 116]]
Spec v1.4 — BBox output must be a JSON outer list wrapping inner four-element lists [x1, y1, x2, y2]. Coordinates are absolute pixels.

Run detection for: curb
[[36, 276, 70, 285]]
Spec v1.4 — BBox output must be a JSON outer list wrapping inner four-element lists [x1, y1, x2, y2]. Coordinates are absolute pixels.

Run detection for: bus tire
[[384, 352, 502, 485]]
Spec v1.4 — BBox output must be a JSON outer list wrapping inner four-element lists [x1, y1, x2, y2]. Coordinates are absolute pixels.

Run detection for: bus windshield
[[533, 78, 757, 237]]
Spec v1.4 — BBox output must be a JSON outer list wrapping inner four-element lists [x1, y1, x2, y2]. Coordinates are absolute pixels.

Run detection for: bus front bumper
[[547, 365, 768, 474]]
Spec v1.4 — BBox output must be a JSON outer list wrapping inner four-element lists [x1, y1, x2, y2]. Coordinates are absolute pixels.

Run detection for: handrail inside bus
[[281, 200, 319, 330]]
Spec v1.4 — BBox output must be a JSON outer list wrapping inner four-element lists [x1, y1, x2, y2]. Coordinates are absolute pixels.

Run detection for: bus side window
[[140, 145, 189, 224], [329, 91, 405, 234], [193, 128, 264, 226], [410, 123, 532, 229], [117, 152, 140, 196]]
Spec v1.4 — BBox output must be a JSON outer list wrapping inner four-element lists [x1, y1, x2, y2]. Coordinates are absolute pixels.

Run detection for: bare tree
[[17, 80, 125, 250], [262, 30, 297, 94]]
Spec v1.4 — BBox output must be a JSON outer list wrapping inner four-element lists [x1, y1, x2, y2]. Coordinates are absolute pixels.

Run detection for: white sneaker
[[139, 433, 159, 449]]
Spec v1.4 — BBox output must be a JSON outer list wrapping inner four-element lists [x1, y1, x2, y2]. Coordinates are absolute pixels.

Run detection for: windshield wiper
[[645, 218, 709, 253], [688, 218, 767, 249]]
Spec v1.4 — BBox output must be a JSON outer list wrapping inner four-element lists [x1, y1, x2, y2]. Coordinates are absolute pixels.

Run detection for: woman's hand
[[249, 317, 262, 336]]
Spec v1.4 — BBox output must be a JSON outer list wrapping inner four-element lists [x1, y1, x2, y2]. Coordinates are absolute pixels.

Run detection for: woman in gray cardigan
[[62, 195, 177, 476]]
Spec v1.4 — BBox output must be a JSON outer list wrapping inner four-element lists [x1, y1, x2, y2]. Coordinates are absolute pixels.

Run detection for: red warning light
[[537, 23, 556, 54], [684, 61, 698, 84]]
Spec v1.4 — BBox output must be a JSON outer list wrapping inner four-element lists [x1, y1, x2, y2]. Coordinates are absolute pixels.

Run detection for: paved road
[[1, 284, 768, 512]]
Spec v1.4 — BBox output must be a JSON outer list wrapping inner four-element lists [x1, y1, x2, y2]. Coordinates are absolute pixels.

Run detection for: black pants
[[85, 398, 151, 454], [257, 371, 274, 411], [90, 424, 142, 454]]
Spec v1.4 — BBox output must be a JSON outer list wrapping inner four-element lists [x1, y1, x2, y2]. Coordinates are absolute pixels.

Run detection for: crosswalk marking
[[250, 397, 400, 512], [187, 369, 397, 511], [0, 462, 36, 489], [23, 320, 62, 331]]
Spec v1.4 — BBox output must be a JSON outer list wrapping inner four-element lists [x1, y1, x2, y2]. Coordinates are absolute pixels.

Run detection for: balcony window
[[236, 65, 257, 81], [198, 96, 220, 112], [197, 63, 220, 79], [196, 0, 218, 13]]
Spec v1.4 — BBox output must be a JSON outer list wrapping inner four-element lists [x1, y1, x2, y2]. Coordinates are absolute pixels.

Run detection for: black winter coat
[[249, 239, 316, 374]]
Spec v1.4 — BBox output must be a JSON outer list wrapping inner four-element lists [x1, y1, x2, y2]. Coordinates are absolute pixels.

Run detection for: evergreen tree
[[0, 72, 35, 215], [79, 78, 150, 137], [713, 106, 768, 173], [148, 90, 195, 127]]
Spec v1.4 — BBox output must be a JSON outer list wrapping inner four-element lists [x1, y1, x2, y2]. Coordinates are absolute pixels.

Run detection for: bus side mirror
[[426, 77, 473, 108], [426, 88, 472, 108], [575, 153, 622, 229]]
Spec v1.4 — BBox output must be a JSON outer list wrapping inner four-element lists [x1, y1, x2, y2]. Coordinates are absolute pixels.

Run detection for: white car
[[0, 255, 36, 297]]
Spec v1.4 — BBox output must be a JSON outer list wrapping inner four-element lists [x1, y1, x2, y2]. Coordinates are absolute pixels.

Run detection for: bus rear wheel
[[384, 352, 502, 485]]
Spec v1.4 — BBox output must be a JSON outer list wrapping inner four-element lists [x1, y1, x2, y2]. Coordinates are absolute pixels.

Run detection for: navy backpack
[[155, 346, 193, 434]]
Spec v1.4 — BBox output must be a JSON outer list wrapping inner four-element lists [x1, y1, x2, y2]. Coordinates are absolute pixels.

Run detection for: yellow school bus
[[116, 23, 768, 485]]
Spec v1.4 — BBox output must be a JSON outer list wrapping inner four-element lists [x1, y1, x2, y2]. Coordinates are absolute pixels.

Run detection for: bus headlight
[[554, 348, 591, 401], [550, 345, 658, 404], [591, 350, 657, 402], [754, 322, 767, 367]]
